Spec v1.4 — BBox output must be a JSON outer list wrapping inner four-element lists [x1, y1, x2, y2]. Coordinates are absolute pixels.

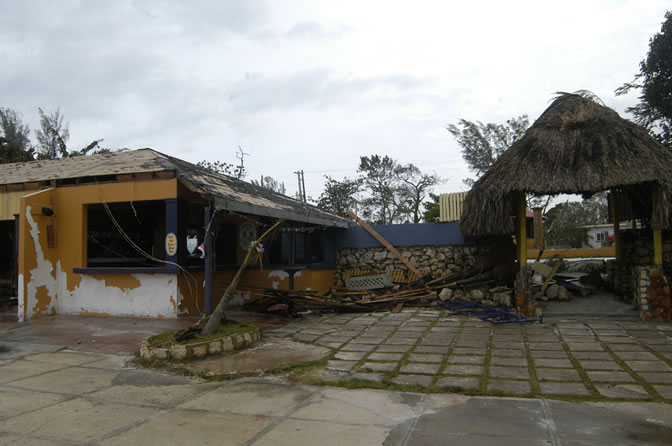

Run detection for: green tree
[[616, 11, 672, 147], [447, 115, 529, 184], [35, 107, 70, 159], [315, 175, 361, 217], [198, 147, 248, 179], [358, 155, 407, 224], [544, 193, 609, 248], [0, 108, 34, 163], [251, 175, 287, 195], [422, 192, 441, 223], [395, 163, 442, 223]]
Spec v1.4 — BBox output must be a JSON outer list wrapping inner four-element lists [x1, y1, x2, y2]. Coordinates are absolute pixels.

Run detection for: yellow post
[[517, 192, 527, 266], [610, 192, 621, 260], [654, 228, 663, 266]]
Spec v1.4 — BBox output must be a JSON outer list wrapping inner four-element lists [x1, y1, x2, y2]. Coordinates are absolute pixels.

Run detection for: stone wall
[[335, 245, 482, 286], [634, 266, 672, 321]]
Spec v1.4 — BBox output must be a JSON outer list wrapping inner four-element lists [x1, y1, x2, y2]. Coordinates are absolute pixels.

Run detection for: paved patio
[[267, 309, 672, 401]]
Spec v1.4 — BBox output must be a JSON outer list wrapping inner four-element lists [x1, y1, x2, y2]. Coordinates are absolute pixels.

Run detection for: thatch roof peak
[[460, 93, 672, 237]]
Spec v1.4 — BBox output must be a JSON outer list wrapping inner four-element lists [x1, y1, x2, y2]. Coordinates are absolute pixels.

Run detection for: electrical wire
[[95, 182, 202, 315]]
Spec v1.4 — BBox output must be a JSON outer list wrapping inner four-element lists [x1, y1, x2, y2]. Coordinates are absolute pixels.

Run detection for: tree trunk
[[200, 219, 284, 336]]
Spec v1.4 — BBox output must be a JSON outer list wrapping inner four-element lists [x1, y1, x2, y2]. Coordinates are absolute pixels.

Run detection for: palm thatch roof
[[460, 93, 672, 237]]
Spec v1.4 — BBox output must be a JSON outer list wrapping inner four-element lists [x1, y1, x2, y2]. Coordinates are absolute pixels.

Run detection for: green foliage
[[447, 115, 529, 184], [315, 175, 362, 217], [35, 107, 70, 159], [0, 107, 34, 163], [357, 155, 401, 224], [197, 147, 247, 179], [395, 164, 442, 223], [616, 11, 672, 147], [422, 192, 441, 223], [251, 175, 287, 195], [544, 193, 609, 248]]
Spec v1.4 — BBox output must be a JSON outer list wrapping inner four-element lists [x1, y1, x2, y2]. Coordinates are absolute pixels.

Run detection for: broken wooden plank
[[347, 210, 423, 279]]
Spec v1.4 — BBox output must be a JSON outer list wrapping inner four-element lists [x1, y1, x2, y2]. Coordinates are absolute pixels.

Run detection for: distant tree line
[[0, 107, 110, 164]]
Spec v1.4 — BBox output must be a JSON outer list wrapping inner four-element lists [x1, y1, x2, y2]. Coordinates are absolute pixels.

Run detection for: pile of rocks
[[438, 286, 513, 309]]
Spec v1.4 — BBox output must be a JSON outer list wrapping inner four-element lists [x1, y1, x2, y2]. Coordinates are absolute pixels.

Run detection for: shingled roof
[[0, 148, 349, 228]]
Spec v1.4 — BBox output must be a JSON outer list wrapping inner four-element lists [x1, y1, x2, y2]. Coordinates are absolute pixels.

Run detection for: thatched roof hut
[[460, 93, 672, 237]]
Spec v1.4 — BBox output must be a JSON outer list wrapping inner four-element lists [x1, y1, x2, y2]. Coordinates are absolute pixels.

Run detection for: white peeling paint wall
[[56, 265, 179, 317], [22, 204, 58, 320]]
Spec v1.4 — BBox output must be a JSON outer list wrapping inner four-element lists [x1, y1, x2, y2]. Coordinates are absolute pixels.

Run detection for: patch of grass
[[146, 321, 258, 348]]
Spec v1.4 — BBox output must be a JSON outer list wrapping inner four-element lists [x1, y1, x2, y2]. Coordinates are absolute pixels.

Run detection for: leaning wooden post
[[517, 192, 527, 267], [200, 219, 284, 336], [610, 192, 621, 261]]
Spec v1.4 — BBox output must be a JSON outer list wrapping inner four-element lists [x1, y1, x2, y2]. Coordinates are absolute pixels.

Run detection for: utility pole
[[294, 170, 306, 202]]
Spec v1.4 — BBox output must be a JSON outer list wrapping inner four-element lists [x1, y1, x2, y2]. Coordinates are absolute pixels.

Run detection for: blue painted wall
[[335, 222, 471, 249]]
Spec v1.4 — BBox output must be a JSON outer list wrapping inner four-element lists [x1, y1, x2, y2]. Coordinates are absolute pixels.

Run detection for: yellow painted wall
[[527, 247, 615, 259], [18, 180, 180, 320]]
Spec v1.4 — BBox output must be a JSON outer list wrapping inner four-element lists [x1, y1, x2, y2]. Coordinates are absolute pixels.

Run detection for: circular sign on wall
[[165, 232, 178, 257]]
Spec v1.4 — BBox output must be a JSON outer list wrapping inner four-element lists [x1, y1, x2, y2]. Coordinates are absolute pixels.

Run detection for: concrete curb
[[140, 328, 261, 361]]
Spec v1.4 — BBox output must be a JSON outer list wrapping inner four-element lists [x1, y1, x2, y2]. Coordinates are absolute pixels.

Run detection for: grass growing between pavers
[[146, 321, 257, 347]]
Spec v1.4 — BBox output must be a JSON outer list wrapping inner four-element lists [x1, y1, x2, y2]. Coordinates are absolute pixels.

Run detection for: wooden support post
[[610, 192, 621, 260], [533, 206, 543, 250], [347, 211, 423, 279], [654, 228, 663, 266], [204, 207, 213, 315], [517, 192, 527, 267]]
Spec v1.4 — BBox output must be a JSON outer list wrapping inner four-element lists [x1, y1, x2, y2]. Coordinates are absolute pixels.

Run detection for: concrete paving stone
[[429, 326, 459, 333], [326, 360, 357, 372], [414, 345, 451, 354], [406, 431, 554, 445], [586, 371, 636, 383], [539, 382, 590, 395], [530, 350, 569, 359], [420, 338, 454, 347], [318, 341, 347, 349], [648, 344, 672, 352], [408, 353, 444, 363], [447, 355, 486, 365], [88, 382, 221, 408], [442, 364, 484, 376], [376, 320, 404, 326], [350, 372, 385, 382], [384, 337, 417, 345], [536, 367, 581, 381], [393, 332, 425, 340], [0, 386, 71, 420], [318, 336, 353, 344], [292, 334, 320, 342], [435, 376, 480, 390], [639, 337, 671, 344], [397, 326, 428, 332], [490, 348, 526, 357], [27, 350, 104, 366], [626, 360, 672, 372], [359, 362, 397, 373], [255, 418, 390, 446], [292, 387, 418, 426], [653, 385, 672, 399], [638, 372, 672, 384], [454, 340, 488, 348], [368, 352, 404, 361], [81, 355, 132, 371], [390, 374, 433, 386], [0, 433, 66, 445], [487, 379, 531, 394], [613, 351, 658, 361], [6, 366, 118, 395], [492, 341, 524, 350], [533, 358, 573, 368], [180, 381, 312, 416], [567, 343, 605, 352], [578, 360, 623, 371], [452, 347, 487, 355], [561, 335, 596, 342], [375, 344, 411, 353], [350, 337, 386, 345], [551, 400, 672, 445], [607, 343, 646, 351], [301, 329, 334, 336], [569, 351, 612, 360], [596, 384, 652, 399], [333, 351, 369, 361], [362, 328, 395, 336], [400, 363, 441, 375], [600, 337, 638, 344], [340, 343, 376, 352], [318, 370, 350, 382], [492, 356, 528, 367], [528, 342, 565, 351], [0, 359, 68, 384], [0, 398, 159, 443], [101, 408, 274, 446], [489, 366, 530, 380]]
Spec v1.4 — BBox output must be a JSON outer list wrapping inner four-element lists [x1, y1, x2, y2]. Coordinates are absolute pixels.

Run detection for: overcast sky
[[1, 0, 669, 200]]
